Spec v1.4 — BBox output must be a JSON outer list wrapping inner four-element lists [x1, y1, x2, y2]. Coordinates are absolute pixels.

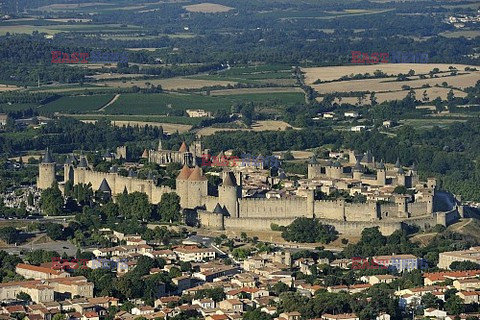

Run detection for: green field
[[40, 94, 115, 113], [189, 65, 295, 84], [104, 92, 305, 115], [68, 114, 202, 125], [0, 23, 143, 36], [0, 103, 38, 112]]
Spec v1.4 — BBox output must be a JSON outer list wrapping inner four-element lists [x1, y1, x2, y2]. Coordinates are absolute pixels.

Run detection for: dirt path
[[450, 218, 473, 231], [98, 93, 120, 111]]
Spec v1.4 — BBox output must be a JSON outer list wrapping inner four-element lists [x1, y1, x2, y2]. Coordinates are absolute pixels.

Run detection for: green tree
[[0, 227, 20, 244], [445, 295, 464, 315], [421, 292, 442, 309], [243, 309, 272, 320], [450, 261, 480, 271], [44, 223, 65, 240], [157, 192, 181, 223], [272, 282, 290, 296], [281, 218, 338, 244], [117, 192, 152, 221], [27, 192, 34, 206], [16, 292, 32, 302], [52, 314, 66, 320], [40, 184, 64, 216]]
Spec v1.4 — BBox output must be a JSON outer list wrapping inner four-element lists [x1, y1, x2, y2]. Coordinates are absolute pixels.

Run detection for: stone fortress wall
[[73, 168, 173, 204], [37, 146, 461, 236]]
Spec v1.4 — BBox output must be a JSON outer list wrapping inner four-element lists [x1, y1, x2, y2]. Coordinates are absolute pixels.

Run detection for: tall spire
[[42, 148, 54, 164], [223, 172, 237, 187]]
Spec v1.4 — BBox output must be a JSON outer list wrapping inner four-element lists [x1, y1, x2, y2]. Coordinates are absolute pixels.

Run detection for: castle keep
[[37, 146, 461, 236]]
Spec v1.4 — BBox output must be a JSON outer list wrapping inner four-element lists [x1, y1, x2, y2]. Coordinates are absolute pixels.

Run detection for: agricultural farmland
[[303, 63, 480, 103], [40, 94, 115, 113], [103, 92, 305, 115]]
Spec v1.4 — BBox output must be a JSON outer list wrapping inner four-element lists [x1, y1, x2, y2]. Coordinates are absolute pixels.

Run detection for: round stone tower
[[307, 156, 322, 179], [376, 160, 386, 186], [397, 167, 406, 186], [219, 172, 240, 218], [353, 160, 364, 180], [330, 161, 343, 179], [176, 164, 192, 208], [63, 154, 76, 184], [187, 165, 208, 208], [37, 148, 56, 190], [74, 156, 89, 185]]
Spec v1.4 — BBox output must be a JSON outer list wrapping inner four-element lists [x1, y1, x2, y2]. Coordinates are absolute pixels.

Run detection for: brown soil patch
[[183, 3, 234, 13]]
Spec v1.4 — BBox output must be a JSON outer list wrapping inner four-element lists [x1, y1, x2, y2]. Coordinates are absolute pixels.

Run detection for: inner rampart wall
[[224, 217, 403, 236], [238, 198, 309, 218], [75, 169, 172, 203]]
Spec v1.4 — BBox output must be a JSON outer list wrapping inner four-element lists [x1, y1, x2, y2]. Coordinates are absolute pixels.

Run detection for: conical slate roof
[[279, 171, 287, 179], [98, 178, 111, 193], [398, 167, 405, 175], [223, 172, 236, 187], [179, 142, 188, 153], [42, 148, 54, 164], [353, 161, 363, 172], [64, 154, 76, 165], [395, 158, 401, 168], [376, 160, 385, 170], [332, 160, 342, 168], [177, 164, 192, 180], [308, 155, 317, 164], [213, 203, 224, 214], [365, 150, 373, 162], [110, 165, 118, 173], [128, 169, 136, 178], [188, 166, 207, 181], [78, 156, 88, 168]]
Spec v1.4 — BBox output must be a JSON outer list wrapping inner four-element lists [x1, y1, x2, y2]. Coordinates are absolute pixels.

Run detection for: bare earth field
[[273, 150, 315, 159], [183, 3, 234, 13], [304, 64, 479, 104], [103, 77, 236, 90], [440, 30, 480, 39], [0, 85, 21, 92], [196, 120, 294, 136], [310, 72, 478, 95], [45, 18, 93, 22], [87, 73, 148, 80], [302, 63, 478, 83], [81, 120, 192, 134], [331, 87, 467, 105], [210, 87, 303, 96], [36, 2, 112, 10]]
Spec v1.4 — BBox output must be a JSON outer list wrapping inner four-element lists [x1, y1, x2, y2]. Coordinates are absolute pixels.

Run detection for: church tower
[[37, 148, 56, 189]]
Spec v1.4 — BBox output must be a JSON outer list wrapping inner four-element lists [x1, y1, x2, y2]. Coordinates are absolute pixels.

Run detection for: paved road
[[3, 240, 79, 257], [186, 235, 227, 256]]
